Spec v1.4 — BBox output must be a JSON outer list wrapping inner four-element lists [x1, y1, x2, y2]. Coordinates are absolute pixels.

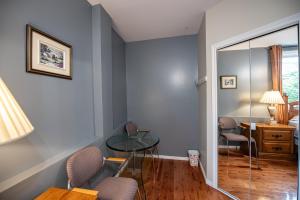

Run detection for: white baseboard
[[144, 154, 189, 161]]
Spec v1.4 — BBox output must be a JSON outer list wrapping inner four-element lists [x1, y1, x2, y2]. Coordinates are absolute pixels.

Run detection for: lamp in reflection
[[0, 78, 34, 145], [260, 90, 285, 125]]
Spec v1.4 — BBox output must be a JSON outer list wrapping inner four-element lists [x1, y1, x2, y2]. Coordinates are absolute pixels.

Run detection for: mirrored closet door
[[217, 25, 299, 200]]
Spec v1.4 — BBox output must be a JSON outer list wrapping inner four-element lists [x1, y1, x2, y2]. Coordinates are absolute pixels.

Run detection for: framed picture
[[26, 24, 72, 79], [220, 75, 237, 89]]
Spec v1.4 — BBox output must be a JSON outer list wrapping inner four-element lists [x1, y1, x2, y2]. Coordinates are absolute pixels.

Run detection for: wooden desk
[[35, 187, 98, 200], [240, 122, 296, 160]]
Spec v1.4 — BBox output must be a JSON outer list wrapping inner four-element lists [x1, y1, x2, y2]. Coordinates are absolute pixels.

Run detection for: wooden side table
[[35, 187, 98, 200], [240, 122, 296, 160]]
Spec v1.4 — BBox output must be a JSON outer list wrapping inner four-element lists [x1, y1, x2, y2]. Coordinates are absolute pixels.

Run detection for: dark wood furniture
[[289, 101, 299, 120], [241, 122, 296, 160]]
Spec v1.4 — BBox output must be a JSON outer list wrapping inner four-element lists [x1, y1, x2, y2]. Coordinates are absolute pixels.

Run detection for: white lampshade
[[0, 78, 34, 145], [260, 90, 285, 105]]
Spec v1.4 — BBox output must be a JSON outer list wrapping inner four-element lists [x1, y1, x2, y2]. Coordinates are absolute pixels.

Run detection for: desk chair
[[219, 117, 259, 168], [66, 146, 141, 200], [125, 122, 159, 173]]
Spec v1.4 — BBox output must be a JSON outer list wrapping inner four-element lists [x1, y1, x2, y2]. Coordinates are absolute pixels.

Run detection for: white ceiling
[[87, 0, 220, 42], [220, 26, 298, 51]]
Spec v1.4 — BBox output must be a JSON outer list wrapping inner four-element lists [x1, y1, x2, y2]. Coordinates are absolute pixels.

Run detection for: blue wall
[[217, 48, 271, 118], [100, 7, 114, 138], [0, 0, 95, 184], [197, 15, 207, 172], [0, 1, 123, 199], [0, 0, 198, 197], [92, 5, 127, 138], [112, 30, 127, 129], [126, 35, 199, 157]]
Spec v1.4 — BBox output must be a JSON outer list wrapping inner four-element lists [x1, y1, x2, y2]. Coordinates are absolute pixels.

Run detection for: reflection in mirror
[[217, 25, 299, 200], [249, 25, 299, 200], [217, 41, 251, 199]]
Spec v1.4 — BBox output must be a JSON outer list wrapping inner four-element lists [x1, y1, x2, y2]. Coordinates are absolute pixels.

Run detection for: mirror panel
[[217, 41, 251, 199], [217, 25, 299, 200], [249, 25, 299, 200]]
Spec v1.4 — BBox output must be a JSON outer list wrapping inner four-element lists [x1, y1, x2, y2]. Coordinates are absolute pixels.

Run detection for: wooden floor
[[121, 158, 230, 200], [218, 150, 298, 200]]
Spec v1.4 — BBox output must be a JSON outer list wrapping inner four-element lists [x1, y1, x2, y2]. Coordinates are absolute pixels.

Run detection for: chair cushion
[[67, 146, 103, 187], [221, 133, 248, 142], [125, 122, 138, 136], [219, 117, 237, 129], [94, 177, 138, 200]]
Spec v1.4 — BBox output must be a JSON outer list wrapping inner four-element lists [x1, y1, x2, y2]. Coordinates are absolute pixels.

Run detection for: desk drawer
[[263, 130, 292, 141], [263, 142, 291, 153]]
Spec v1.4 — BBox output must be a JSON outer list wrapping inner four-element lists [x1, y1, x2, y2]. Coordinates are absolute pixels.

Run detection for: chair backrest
[[66, 146, 103, 188], [125, 121, 138, 136], [218, 117, 237, 130]]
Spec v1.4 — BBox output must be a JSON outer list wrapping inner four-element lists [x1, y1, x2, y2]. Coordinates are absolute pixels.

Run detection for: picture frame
[[26, 24, 72, 79], [220, 75, 237, 89]]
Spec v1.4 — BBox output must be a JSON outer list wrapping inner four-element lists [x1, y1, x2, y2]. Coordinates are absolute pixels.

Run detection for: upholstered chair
[[218, 117, 259, 167], [125, 121, 159, 173], [66, 146, 141, 200], [125, 122, 138, 136]]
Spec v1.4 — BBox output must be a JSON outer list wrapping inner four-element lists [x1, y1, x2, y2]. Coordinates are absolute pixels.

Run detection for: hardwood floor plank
[[218, 152, 298, 200], [121, 158, 230, 200]]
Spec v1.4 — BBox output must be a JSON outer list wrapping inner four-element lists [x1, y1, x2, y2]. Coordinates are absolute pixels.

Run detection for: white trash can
[[188, 150, 199, 167]]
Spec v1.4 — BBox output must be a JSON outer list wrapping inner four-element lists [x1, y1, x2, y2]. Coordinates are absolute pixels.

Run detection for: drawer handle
[[272, 134, 282, 138], [272, 147, 282, 151]]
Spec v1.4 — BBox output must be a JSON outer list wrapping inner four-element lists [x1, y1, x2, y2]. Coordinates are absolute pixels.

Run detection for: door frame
[[209, 12, 300, 195]]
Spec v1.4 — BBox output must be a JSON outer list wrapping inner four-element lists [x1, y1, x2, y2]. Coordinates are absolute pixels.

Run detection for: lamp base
[[268, 105, 277, 125], [269, 119, 277, 125]]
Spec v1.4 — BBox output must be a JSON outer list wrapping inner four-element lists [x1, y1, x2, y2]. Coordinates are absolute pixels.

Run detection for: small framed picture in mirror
[[220, 75, 237, 89]]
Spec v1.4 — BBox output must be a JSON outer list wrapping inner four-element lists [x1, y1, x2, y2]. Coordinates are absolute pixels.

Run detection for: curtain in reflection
[[270, 45, 288, 124]]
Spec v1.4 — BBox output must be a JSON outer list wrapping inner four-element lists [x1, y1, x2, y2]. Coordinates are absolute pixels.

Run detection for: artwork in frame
[[26, 24, 72, 79], [220, 75, 237, 89]]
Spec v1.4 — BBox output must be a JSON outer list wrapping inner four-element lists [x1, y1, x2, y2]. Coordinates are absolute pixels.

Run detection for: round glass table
[[106, 133, 160, 152], [106, 133, 159, 200]]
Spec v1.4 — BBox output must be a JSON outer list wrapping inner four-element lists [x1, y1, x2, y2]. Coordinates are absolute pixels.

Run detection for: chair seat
[[222, 133, 256, 143], [221, 133, 248, 142], [94, 177, 138, 200]]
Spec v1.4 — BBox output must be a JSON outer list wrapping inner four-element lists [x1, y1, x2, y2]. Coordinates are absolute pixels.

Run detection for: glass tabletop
[[106, 132, 160, 152]]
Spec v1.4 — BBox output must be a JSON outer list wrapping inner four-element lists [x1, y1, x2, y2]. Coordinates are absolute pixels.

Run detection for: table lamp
[[0, 78, 34, 145], [260, 90, 285, 125]]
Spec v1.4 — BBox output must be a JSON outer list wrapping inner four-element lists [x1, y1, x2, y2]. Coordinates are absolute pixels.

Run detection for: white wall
[[198, 0, 300, 184]]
